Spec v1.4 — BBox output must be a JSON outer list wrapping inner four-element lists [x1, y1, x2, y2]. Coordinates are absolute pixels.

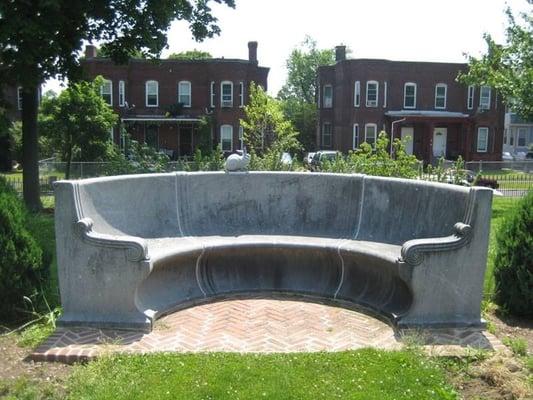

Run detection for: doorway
[[400, 127, 414, 155], [432, 127, 447, 158]]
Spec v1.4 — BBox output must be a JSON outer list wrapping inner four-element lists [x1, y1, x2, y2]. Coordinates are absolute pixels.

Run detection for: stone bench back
[[75, 172, 470, 244]]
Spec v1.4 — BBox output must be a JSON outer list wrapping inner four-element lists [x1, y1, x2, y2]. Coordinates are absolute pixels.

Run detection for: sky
[[44, 0, 530, 96]]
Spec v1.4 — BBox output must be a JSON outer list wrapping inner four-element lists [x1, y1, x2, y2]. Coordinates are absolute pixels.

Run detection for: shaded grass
[[67, 350, 458, 400], [484, 197, 520, 298]]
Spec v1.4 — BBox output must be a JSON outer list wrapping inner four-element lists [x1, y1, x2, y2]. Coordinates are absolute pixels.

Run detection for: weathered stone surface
[[54, 172, 493, 331]]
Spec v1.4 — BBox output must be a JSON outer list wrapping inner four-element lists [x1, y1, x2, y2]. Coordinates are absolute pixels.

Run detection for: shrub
[[0, 177, 48, 320], [493, 190, 533, 317]]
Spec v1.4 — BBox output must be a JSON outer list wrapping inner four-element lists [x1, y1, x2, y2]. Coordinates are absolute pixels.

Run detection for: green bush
[[493, 190, 533, 317], [0, 177, 48, 320]]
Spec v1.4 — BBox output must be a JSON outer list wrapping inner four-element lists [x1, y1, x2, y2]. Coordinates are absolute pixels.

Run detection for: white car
[[304, 152, 315, 165], [502, 151, 514, 161]]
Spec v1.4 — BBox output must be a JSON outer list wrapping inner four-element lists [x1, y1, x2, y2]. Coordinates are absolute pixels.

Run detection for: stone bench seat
[[54, 172, 492, 332]]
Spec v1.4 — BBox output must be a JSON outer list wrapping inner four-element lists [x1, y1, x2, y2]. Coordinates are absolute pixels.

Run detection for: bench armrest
[[75, 218, 149, 262], [400, 222, 472, 266]]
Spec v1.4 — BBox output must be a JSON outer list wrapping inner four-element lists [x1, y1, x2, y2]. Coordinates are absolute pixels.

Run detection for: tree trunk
[[22, 85, 41, 212]]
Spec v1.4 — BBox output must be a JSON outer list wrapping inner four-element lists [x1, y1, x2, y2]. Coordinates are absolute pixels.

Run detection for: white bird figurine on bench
[[225, 147, 251, 172]]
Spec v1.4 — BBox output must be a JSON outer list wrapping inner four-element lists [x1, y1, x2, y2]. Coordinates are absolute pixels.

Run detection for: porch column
[[427, 121, 435, 164]]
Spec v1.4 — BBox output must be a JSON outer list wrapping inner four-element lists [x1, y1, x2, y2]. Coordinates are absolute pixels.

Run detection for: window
[[221, 81, 233, 107], [17, 87, 22, 110], [352, 124, 359, 149], [178, 81, 191, 107], [467, 85, 475, 110], [220, 125, 233, 151], [403, 82, 416, 109], [365, 123, 377, 148], [434, 83, 447, 109], [322, 123, 332, 147], [118, 80, 125, 107], [354, 81, 360, 107], [145, 80, 158, 107], [100, 79, 112, 105], [210, 81, 215, 108], [323, 85, 333, 108], [479, 86, 491, 110], [239, 126, 244, 149], [366, 81, 378, 107], [477, 127, 488, 152], [383, 82, 387, 108], [239, 82, 244, 107]]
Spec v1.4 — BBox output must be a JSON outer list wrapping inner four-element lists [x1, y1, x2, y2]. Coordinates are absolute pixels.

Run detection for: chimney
[[248, 41, 258, 64], [335, 45, 346, 62], [85, 45, 97, 59]]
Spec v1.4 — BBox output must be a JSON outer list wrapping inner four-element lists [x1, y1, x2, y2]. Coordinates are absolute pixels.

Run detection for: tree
[[39, 77, 118, 179], [167, 49, 212, 60], [0, 0, 234, 211], [459, 2, 533, 120], [241, 83, 301, 170], [278, 36, 335, 152]]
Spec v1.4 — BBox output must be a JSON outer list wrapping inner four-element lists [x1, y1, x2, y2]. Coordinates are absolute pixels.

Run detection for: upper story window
[[220, 124, 233, 152], [17, 87, 22, 110], [354, 81, 360, 107], [434, 83, 447, 109], [239, 82, 244, 107], [352, 123, 359, 149], [479, 86, 491, 110], [323, 85, 333, 108], [100, 79, 113, 105], [210, 81, 215, 108], [118, 80, 125, 107], [178, 81, 191, 107], [364, 123, 377, 148], [145, 80, 158, 107], [477, 127, 489, 152], [366, 81, 378, 107], [221, 81, 233, 107], [467, 85, 475, 110], [403, 82, 416, 109]]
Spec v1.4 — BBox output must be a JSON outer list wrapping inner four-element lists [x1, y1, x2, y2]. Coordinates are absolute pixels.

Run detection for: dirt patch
[[487, 310, 533, 355], [0, 335, 72, 397]]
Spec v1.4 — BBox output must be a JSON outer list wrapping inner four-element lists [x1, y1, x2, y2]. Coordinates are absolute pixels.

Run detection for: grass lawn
[[65, 350, 456, 400]]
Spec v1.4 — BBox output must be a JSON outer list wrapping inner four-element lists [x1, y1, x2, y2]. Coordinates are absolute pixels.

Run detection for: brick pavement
[[30, 298, 505, 364]]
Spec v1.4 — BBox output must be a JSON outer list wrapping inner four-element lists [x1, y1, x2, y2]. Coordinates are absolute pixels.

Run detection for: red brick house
[[317, 46, 505, 163], [81, 42, 269, 158]]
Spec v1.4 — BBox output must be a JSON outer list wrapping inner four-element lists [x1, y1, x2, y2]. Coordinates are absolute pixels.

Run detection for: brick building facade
[[317, 46, 505, 163], [81, 42, 269, 158]]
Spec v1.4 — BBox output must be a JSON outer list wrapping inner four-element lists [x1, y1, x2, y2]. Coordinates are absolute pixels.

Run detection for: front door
[[432, 127, 447, 158], [400, 127, 414, 155]]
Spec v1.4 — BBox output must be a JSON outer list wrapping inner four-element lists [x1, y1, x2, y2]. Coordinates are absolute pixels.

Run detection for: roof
[[385, 110, 470, 118]]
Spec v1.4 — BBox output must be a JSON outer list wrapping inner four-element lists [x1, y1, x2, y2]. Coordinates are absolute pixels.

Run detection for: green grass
[[65, 350, 458, 400], [484, 196, 520, 297]]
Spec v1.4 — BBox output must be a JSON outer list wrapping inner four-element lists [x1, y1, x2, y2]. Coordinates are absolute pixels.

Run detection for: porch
[[386, 111, 474, 164], [120, 116, 204, 160]]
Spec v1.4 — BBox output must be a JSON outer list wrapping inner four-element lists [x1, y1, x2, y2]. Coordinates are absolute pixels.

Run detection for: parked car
[[310, 151, 340, 171], [304, 152, 315, 166], [526, 151, 533, 160], [502, 151, 514, 161], [280, 152, 293, 167]]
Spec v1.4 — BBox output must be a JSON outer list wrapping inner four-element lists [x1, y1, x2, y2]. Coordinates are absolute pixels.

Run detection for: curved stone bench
[[54, 172, 492, 331]]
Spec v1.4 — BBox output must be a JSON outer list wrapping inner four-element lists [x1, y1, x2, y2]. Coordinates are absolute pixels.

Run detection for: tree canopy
[[39, 77, 117, 179], [459, 2, 533, 120], [0, 0, 234, 210], [241, 82, 301, 169], [278, 36, 335, 104], [277, 36, 335, 152], [167, 49, 212, 60]]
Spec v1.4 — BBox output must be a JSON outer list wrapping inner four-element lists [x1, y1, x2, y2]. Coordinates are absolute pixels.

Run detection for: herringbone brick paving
[[31, 298, 505, 364]]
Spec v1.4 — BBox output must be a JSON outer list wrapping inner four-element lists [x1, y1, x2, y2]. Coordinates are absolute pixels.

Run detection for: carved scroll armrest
[[75, 218, 149, 262], [400, 222, 472, 266]]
